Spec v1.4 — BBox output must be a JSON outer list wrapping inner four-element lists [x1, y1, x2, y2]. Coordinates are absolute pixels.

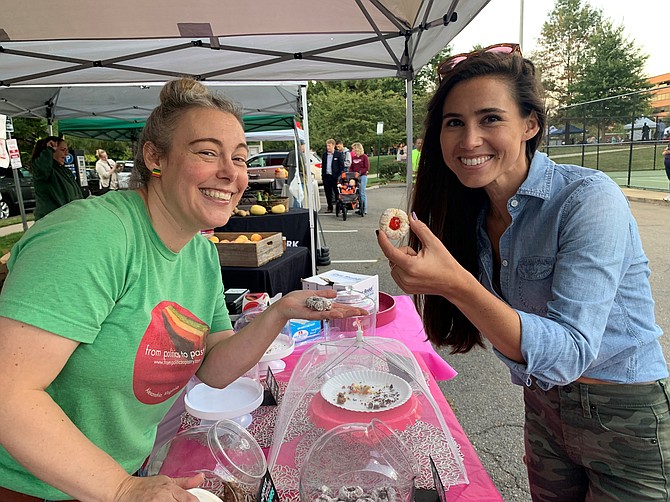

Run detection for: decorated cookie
[[379, 208, 410, 240]]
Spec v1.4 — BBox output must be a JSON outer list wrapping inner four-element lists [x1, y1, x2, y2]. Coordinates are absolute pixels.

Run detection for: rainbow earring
[[151, 168, 162, 178]]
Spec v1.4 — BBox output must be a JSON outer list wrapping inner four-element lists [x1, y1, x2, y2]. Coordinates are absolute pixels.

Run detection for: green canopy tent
[[57, 118, 145, 142], [58, 114, 300, 140]]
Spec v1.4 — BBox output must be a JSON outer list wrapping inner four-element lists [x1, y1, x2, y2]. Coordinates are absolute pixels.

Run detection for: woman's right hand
[[113, 473, 203, 502], [377, 214, 467, 298]]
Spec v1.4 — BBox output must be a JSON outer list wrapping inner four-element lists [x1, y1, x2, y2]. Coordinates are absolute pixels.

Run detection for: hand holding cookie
[[377, 210, 465, 297], [379, 208, 409, 241]]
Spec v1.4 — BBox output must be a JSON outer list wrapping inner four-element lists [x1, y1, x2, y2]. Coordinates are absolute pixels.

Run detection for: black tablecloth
[[216, 208, 314, 249], [220, 247, 311, 297]]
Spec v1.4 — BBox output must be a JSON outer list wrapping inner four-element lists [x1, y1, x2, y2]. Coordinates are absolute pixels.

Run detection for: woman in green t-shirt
[[0, 79, 367, 502]]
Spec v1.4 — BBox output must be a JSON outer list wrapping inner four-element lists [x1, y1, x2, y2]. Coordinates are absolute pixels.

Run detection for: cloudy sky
[[450, 0, 666, 77]]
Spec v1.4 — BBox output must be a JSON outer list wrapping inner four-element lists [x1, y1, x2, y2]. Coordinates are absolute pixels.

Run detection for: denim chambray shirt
[[479, 152, 668, 390]]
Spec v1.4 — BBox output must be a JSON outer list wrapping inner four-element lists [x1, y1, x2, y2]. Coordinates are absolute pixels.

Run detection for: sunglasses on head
[[437, 43, 522, 82]]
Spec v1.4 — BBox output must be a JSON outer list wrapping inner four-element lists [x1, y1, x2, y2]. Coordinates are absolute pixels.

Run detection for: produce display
[[209, 233, 264, 244]]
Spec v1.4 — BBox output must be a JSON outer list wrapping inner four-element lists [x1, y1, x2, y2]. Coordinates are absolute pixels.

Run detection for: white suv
[[246, 151, 322, 184]]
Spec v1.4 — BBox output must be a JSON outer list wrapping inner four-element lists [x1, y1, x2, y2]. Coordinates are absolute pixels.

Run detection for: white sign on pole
[[6, 138, 23, 169], [376, 121, 384, 135]]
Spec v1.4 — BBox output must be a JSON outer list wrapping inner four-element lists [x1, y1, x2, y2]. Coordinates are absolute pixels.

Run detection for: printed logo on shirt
[[132, 301, 210, 404]]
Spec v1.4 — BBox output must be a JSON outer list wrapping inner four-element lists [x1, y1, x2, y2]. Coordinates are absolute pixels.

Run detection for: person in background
[[110, 161, 123, 191], [411, 137, 423, 179], [662, 142, 670, 201], [349, 142, 369, 215], [29, 136, 83, 220], [378, 44, 669, 500], [335, 139, 352, 171], [321, 138, 346, 213], [0, 78, 366, 502], [95, 148, 117, 195]]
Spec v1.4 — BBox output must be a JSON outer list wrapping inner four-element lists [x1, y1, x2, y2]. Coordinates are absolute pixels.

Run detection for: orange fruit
[[250, 233, 263, 242], [208, 235, 220, 243]]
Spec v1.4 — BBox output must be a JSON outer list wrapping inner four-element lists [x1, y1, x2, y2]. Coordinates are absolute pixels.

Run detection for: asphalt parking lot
[[315, 183, 670, 501]]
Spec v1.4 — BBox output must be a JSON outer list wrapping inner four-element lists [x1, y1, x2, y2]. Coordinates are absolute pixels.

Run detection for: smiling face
[[146, 107, 248, 233], [52, 141, 69, 165], [439, 76, 539, 196]]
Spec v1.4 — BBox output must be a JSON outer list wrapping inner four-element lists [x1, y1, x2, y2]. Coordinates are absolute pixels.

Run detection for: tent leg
[[405, 77, 414, 205]]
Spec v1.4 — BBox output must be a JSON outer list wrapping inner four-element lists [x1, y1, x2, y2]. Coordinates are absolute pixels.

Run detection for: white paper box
[[301, 270, 379, 308]]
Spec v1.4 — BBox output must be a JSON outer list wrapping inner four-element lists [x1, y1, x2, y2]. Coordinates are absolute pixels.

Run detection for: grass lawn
[[0, 232, 24, 255]]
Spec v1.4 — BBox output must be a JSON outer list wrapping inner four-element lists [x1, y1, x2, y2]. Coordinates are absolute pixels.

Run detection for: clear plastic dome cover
[[267, 336, 468, 500], [300, 419, 419, 502]]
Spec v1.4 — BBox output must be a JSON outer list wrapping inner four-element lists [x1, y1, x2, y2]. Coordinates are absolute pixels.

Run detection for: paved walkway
[[0, 187, 667, 238]]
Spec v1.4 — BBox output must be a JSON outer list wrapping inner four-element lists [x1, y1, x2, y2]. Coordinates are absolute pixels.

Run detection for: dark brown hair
[[410, 51, 546, 353], [30, 136, 66, 167]]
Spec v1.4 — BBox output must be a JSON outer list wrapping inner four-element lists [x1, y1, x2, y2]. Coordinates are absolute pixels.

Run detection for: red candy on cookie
[[379, 208, 409, 240]]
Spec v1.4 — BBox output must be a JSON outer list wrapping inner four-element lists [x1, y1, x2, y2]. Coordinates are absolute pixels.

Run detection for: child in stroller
[[335, 171, 363, 220]]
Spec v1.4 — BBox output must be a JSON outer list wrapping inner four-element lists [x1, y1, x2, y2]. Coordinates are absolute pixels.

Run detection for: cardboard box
[[288, 319, 323, 345], [214, 232, 283, 267], [301, 270, 379, 308]]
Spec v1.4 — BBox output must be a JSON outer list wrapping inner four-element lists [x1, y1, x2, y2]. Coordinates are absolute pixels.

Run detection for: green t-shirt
[[0, 191, 232, 499]]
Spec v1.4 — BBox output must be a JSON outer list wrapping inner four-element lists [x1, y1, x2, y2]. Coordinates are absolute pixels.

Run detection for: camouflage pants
[[523, 379, 670, 501]]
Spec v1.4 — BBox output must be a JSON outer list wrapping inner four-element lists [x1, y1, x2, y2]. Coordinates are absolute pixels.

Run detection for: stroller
[[335, 171, 364, 221]]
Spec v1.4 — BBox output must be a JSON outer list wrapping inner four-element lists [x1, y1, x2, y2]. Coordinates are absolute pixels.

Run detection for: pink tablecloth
[[377, 295, 458, 381]]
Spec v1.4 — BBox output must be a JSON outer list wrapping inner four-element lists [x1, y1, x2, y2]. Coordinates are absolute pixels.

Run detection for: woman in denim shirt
[[378, 45, 669, 501]]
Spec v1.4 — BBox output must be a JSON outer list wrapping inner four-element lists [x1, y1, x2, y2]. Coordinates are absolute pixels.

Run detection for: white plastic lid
[[185, 378, 264, 421], [188, 488, 222, 502]]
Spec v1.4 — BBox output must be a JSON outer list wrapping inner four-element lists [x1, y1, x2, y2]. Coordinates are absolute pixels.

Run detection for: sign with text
[[6, 138, 22, 169]]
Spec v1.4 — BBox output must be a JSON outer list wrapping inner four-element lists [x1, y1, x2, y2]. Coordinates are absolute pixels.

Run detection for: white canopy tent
[[0, 0, 491, 191], [1, 0, 491, 272]]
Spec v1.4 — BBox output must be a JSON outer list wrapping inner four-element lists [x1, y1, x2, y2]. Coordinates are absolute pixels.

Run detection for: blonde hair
[[96, 149, 106, 158], [130, 78, 243, 188], [351, 142, 364, 155]]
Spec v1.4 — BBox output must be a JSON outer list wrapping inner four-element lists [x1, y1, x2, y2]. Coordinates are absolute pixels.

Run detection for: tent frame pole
[[300, 85, 317, 276]]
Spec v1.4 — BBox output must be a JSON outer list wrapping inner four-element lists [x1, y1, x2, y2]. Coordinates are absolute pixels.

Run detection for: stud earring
[[151, 168, 162, 178]]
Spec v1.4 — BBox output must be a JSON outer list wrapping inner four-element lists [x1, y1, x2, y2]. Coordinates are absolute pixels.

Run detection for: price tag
[[257, 470, 281, 502], [265, 366, 280, 405], [429, 455, 446, 502]]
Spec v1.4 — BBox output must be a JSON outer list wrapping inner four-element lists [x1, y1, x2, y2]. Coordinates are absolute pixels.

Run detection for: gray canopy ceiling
[[0, 81, 307, 120], [0, 0, 489, 88]]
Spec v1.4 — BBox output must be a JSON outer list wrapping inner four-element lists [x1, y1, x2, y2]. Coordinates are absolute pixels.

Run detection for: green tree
[[569, 20, 651, 135], [9, 117, 48, 167], [532, 0, 603, 109]]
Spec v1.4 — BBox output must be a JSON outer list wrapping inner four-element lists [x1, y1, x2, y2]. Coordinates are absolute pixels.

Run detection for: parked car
[[0, 167, 36, 219], [246, 150, 322, 186], [116, 161, 134, 189], [86, 168, 100, 193]]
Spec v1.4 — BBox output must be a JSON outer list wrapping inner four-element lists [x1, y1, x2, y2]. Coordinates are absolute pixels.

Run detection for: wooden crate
[[214, 232, 283, 267]]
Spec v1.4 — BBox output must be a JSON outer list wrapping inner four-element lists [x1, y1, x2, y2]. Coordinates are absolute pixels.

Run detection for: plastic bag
[[289, 172, 304, 205]]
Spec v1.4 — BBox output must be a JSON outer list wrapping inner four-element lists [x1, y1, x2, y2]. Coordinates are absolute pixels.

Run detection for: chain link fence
[[541, 89, 670, 192]]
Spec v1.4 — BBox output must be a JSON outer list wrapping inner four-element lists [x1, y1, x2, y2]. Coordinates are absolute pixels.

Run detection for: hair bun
[[159, 78, 208, 106]]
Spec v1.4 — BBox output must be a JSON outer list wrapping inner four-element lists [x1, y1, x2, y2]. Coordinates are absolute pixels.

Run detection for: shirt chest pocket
[[516, 256, 555, 315]]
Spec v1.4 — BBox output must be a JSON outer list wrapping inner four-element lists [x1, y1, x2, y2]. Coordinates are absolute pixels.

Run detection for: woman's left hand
[[274, 289, 369, 320]]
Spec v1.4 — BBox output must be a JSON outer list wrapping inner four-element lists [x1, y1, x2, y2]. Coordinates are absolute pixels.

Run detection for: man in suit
[[321, 138, 346, 213]]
